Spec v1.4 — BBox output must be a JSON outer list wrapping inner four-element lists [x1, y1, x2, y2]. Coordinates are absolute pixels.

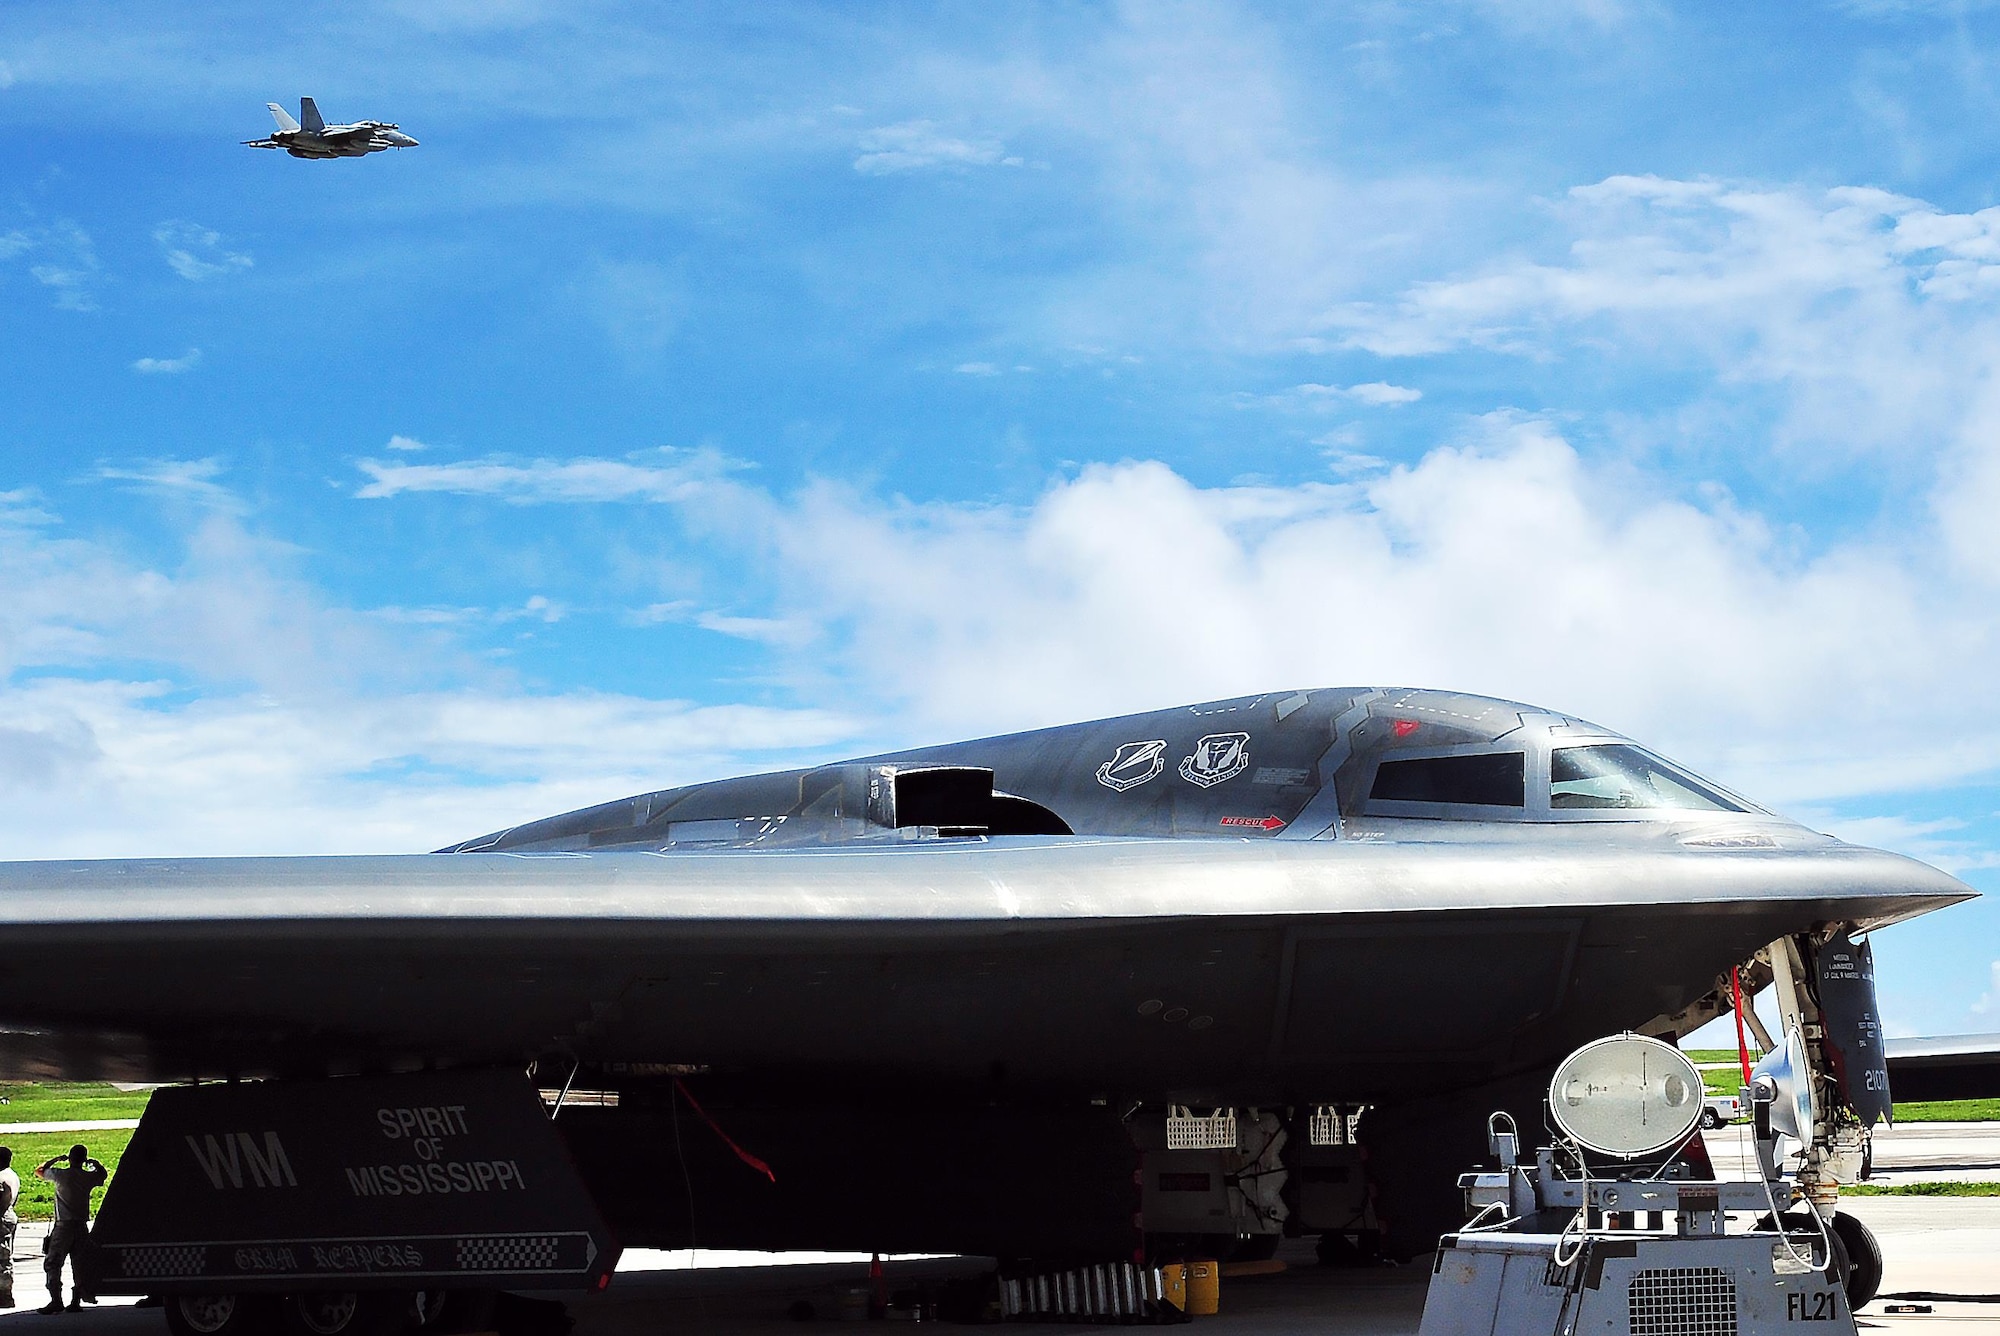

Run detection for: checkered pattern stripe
[[110, 1244, 207, 1279], [455, 1235, 560, 1271]]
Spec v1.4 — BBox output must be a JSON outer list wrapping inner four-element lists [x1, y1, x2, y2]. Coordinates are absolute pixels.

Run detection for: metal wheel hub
[[295, 1292, 360, 1334], [176, 1294, 240, 1334]]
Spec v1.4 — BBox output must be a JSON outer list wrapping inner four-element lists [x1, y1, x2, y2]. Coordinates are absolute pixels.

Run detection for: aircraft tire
[[279, 1290, 411, 1336], [163, 1293, 281, 1336], [418, 1289, 498, 1333], [1830, 1212, 1884, 1310]]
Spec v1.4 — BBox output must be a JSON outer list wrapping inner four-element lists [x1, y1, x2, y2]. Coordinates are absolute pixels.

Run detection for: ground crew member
[[0, 1147, 18, 1308], [36, 1144, 104, 1314]]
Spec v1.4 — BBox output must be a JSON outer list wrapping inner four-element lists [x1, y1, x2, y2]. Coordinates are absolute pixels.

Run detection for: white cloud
[[1254, 382, 1422, 410], [153, 221, 252, 281], [355, 449, 739, 506], [0, 500, 861, 858], [1344, 381, 1422, 406], [132, 348, 202, 375], [4, 222, 101, 310], [347, 419, 2000, 815], [854, 119, 1023, 175], [0, 676, 856, 858], [1317, 176, 2000, 587], [385, 435, 429, 452], [955, 362, 1002, 376], [1970, 961, 2000, 1018], [95, 457, 237, 510]]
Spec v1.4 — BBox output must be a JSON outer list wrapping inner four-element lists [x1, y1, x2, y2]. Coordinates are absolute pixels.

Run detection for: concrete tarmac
[[1708, 1119, 2000, 1185]]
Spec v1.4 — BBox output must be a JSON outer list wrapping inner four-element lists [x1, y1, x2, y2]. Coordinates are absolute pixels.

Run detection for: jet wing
[[0, 835, 1969, 1094], [316, 124, 378, 139], [1885, 1030, 2000, 1101]]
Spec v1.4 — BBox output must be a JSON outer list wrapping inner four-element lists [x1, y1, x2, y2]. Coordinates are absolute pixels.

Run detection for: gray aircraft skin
[[243, 97, 417, 158], [0, 686, 1974, 1259]]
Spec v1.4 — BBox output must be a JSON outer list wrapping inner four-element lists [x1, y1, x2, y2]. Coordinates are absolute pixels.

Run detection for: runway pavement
[[1707, 1119, 2000, 1186]]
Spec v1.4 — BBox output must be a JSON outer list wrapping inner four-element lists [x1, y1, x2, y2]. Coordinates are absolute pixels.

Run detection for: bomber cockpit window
[[1549, 744, 1745, 812], [1370, 752, 1525, 807]]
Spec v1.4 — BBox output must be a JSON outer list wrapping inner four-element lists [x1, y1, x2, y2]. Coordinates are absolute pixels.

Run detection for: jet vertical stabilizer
[[298, 97, 326, 133], [266, 102, 302, 133]]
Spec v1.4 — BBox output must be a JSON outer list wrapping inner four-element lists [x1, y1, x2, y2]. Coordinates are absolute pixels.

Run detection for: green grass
[[1843, 1180, 2000, 1196], [1891, 1098, 2000, 1122], [0, 1131, 132, 1221], [1682, 1053, 2000, 1121], [1686, 1050, 1759, 1097], [0, 1082, 153, 1123], [0, 1085, 151, 1221]]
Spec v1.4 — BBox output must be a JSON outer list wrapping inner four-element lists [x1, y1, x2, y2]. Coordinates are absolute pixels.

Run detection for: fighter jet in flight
[[243, 97, 417, 158]]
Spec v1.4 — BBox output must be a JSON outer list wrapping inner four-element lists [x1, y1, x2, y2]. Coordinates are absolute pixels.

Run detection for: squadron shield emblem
[[1179, 733, 1251, 788], [1096, 740, 1168, 792]]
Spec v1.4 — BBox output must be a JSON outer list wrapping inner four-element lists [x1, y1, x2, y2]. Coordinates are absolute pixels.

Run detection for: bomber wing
[[0, 835, 1967, 1094]]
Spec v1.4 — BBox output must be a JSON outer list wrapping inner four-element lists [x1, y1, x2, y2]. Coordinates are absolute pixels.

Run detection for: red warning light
[[1392, 719, 1421, 738]]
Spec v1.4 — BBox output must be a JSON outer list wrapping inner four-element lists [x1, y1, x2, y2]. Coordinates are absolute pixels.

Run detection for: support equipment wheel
[[163, 1293, 280, 1336], [1830, 1211, 1884, 1310], [280, 1291, 412, 1336], [415, 1289, 498, 1333]]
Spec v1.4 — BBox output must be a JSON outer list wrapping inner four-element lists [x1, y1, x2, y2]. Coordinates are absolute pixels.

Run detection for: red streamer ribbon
[[1731, 966, 1754, 1088], [674, 1077, 777, 1183]]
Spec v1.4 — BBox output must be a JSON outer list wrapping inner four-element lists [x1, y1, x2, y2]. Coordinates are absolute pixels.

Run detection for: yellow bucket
[[1186, 1258, 1220, 1316], [1160, 1262, 1187, 1311]]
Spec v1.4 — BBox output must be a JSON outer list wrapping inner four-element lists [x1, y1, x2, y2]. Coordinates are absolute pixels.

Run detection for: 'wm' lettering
[[185, 1132, 298, 1189]]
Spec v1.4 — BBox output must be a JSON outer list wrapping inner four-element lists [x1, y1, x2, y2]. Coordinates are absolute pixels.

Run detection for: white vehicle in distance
[[1701, 1090, 1745, 1128]]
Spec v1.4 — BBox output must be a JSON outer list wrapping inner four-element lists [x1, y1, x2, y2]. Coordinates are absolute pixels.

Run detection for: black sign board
[[92, 1070, 618, 1294], [1813, 930, 1894, 1127]]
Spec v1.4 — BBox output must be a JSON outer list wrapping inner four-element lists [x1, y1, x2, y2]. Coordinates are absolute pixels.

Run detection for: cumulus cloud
[[132, 348, 201, 375], [95, 457, 238, 510], [153, 221, 252, 281], [385, 435, 429, 452], [355, 448, 740, 506], [854, 119, 1023, 174], [0, 676, 856, 858], [1969, 960, 2000, 1021], [1317, 176, 2000, 587], [346, 418, 2000, 815], [0, 497, 859, 857], [3, 222, 101, 310], [1250, 382, 1423, 410]]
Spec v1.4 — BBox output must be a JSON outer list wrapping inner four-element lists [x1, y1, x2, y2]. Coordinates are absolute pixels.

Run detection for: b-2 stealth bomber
[[0, 687, 1973, 1335], [243, 98, 417, 158]]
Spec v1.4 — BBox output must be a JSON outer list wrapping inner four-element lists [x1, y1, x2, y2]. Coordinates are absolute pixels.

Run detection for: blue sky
[[3, 1, 1999, 1039]]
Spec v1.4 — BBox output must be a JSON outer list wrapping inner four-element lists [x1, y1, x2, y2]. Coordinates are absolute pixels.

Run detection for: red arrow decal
[[1219, 815, 1287, 831]]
